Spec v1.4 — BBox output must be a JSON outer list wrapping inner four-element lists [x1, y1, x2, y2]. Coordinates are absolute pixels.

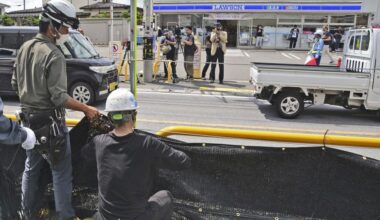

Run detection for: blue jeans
[[21, 130, 75, 220]]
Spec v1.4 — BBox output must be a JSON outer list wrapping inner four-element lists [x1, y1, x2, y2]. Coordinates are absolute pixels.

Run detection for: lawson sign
[[153, 4, 362, 12], [213, 4, 244, 11]]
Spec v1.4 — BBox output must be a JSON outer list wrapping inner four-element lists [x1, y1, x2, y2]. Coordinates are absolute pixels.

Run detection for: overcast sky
[[1, 0, 144, 12]]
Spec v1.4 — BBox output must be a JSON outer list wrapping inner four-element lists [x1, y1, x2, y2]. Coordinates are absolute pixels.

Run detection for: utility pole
[[23, 0, 25, 10], [110, 0, 114, 43], [142, 0, 153, 83], [129, 0, 137, 96]]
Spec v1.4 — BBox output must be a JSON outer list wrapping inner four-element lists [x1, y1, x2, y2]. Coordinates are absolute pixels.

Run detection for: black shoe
[[219, 81, 224, 84], [210, 80, 215, 83]]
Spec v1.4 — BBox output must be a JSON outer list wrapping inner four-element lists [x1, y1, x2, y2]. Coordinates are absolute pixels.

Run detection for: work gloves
[[21, 127, 36, 150]]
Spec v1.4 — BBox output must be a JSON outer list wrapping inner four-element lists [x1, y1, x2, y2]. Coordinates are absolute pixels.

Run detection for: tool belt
[[19, 108, 67, 165]]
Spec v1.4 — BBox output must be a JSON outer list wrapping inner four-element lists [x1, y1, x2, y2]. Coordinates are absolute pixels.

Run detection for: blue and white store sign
[[153, 3, 362, 12]]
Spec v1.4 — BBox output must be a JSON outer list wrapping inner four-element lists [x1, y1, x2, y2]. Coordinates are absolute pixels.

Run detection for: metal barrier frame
[[5, 114, 380, 148]]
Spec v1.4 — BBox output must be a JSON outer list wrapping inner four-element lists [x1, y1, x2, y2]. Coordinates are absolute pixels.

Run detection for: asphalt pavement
[[2, 47, 379, 159]]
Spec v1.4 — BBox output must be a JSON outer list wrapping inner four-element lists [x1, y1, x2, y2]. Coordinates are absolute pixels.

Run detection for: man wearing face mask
[[11, 0, 99, 219]]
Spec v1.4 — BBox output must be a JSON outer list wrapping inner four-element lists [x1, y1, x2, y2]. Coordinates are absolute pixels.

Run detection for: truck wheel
[[275, 92, 304, 119], [70, 82, 94, 105]]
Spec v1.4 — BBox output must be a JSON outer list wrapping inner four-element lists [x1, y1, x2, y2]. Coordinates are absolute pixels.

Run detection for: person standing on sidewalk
[[322, 27, 335, 64], [289, 25, 300, 49], [161, 30, 179, 83], [309, 30, 324, 66], [201, 32, 212, 80], [11, 1, 99, 219], [183, 26, 195, 80], [255, 25, 264, 49], [210, 23, 227, 84], [333, 27, 343, 52]]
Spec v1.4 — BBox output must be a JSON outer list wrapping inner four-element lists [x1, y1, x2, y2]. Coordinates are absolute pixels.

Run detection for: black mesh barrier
[[1, 117, 380, 220]]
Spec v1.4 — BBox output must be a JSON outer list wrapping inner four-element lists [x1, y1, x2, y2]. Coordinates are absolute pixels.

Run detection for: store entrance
[[220, 20, 238, 47]]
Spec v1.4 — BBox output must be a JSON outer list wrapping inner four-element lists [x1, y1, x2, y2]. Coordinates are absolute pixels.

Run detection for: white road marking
[[225, 49, 245, 57], [243, 51, 250, 57], [281, 52, 294, 60], [288, 53, 302, 60], [137, 90, 253, 99]]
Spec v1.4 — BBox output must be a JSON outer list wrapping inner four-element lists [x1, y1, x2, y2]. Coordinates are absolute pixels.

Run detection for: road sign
[[109, 41, 122, 62]]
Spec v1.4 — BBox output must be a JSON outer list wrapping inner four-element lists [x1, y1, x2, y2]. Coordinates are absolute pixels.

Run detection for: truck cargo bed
[[251, 62, 370, 91]]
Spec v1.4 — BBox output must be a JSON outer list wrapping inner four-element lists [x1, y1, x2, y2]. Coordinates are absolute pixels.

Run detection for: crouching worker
[[82, 88, 192, 220]]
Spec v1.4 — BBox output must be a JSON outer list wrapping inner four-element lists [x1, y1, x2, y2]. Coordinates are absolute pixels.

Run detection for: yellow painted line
[[199, 87, 254, 94], [138, 118, 380, 137], [157, 126, 380, 148]]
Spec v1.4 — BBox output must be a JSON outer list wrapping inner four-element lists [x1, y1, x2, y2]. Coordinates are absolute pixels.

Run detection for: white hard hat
[[43, 0, 79, 29], [104, 88, 138, 112], [314, 30, 323, 36]]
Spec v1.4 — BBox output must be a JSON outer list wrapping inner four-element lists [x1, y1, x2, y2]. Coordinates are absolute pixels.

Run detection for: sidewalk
[[118, 77, 254, 97]]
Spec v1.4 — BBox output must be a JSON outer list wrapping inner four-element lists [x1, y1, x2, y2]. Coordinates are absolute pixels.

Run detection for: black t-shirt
[[323, 32, 334, 45], [82, 131, 191, 220], [256, 28, 263, 37], [184, 34, 195, 56]]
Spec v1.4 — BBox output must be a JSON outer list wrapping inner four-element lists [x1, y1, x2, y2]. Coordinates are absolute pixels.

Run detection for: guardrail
[[5, 114, 380, 148], [156, 126, 380, 148]]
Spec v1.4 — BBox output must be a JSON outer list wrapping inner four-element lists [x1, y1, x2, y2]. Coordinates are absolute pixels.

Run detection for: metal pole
[[23, 0, 25, 10], [143, 0, 154, 83], [130, 0, 137, 96], [110, 0, 114, 43]]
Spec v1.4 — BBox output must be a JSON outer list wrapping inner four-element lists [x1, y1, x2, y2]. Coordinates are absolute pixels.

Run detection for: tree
[[121, 10, 143, 25], [0, 15, 15, 26], [22, 16, 40, 26]]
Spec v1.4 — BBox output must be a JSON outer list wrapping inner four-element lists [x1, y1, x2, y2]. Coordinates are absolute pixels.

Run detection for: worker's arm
[[149, 137, 191, 170], [0, 97, 27, 145], [64, 98, 98, 119], [46, 52, 98, 119]]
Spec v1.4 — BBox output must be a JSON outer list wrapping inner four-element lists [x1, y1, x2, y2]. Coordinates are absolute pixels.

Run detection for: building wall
[[43, 0, 99, 12], [79, 18, 130, 44]]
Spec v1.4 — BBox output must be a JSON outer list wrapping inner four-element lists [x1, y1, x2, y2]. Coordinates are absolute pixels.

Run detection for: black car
[[0, 26, 118, 104]]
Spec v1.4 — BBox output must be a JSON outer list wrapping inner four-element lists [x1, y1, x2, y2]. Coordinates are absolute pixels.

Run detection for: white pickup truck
[[250, 28, 380, 119]]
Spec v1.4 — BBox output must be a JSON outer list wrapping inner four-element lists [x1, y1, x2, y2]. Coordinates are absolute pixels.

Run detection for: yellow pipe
[[5, 114, 380, 148], [156, 126, 380, 148], [5, 114, 80, 128]]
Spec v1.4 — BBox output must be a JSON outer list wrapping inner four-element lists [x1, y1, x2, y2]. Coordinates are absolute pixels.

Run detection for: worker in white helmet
[[12, 0, 99, 219], [82, 88, 191, 220], [309, 30, 325, 66]]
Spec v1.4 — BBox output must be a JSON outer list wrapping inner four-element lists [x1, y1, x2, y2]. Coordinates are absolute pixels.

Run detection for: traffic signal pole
[[129, 0, 137, 97], [143, 0, 154, 83]]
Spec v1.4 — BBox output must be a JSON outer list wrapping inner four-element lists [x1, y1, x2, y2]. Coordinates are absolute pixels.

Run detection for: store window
[[239, 20, 251, 46], [304, 15, 328, 23], [356, 14, 369, 27], [330, 15, 355, 24]]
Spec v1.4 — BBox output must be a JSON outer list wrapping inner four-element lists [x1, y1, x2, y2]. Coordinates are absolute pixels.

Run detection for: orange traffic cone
[[305, 55, 317, 66], [336, 57, 342, 68]]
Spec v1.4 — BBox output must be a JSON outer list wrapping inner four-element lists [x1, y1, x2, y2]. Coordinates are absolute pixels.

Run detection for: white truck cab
[[250, 28, 380, 119]]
